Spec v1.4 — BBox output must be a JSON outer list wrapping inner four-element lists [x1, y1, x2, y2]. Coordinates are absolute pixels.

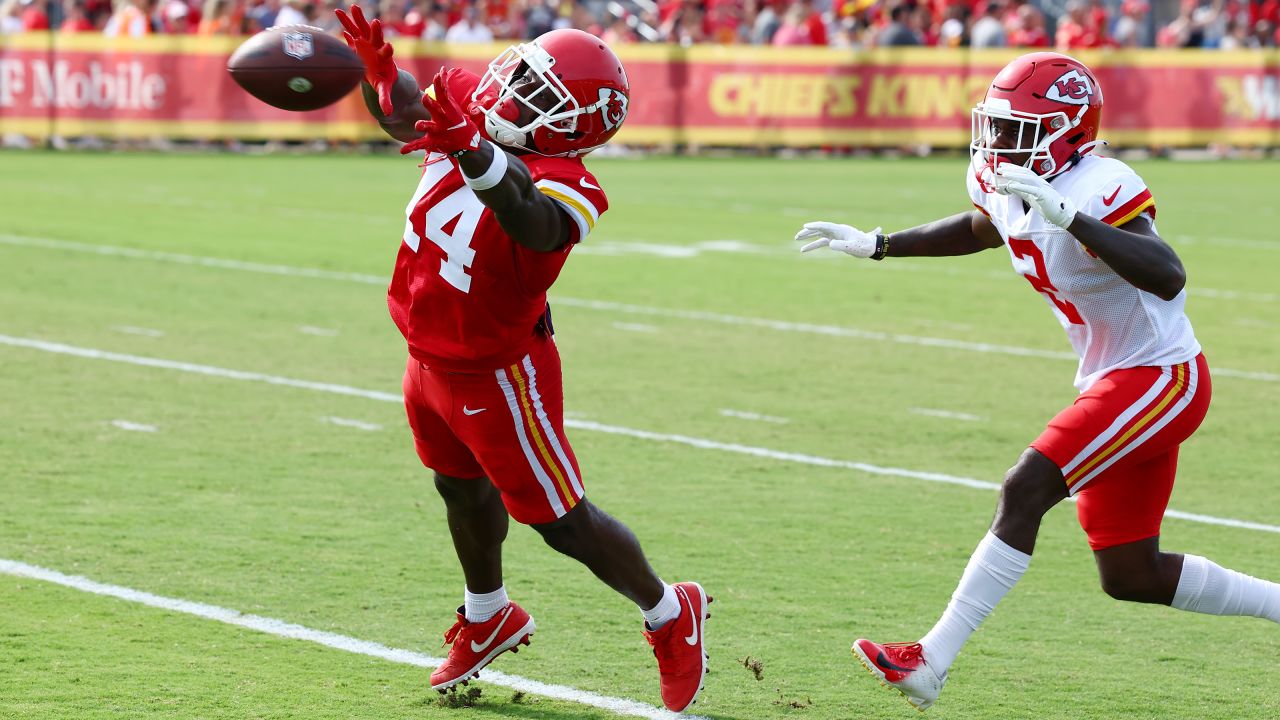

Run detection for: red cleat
[[851, 639, 946, 711], [430, 602, 535, 692], [643, 582, 710, 713]]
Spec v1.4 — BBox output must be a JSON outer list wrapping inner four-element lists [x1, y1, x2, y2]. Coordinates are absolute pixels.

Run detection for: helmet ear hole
[[1066, 132, 1084, 145]]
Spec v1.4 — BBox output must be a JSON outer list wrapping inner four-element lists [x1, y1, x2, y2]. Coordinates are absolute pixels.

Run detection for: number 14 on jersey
[[403, 159, 486, 293]]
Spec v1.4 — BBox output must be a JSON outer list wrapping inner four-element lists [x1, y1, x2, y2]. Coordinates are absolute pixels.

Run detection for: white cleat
[[851, 639, 946, 711]]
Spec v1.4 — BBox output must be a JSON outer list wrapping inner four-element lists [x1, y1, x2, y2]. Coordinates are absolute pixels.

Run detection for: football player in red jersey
[[336, 6, 709, 712], [796, 52, 1280, 711]]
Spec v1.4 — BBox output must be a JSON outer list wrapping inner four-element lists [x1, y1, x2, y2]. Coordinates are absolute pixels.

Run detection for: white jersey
[[966, 154, 1200, 392]]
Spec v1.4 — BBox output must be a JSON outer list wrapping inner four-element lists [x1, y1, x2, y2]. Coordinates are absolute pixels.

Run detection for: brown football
[[227, 26, 364, 112]]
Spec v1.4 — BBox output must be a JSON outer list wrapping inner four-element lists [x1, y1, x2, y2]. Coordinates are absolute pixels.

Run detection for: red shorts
[[1031, 354, 1211, 551], [402, 335, 585, 525]]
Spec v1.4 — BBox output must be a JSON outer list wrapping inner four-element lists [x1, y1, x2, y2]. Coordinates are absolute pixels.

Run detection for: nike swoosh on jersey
[[470, 606, 512, 653], [462, 406, 487, 416], [579, 177, 601, 191], [1102, 186, 1122, 206]]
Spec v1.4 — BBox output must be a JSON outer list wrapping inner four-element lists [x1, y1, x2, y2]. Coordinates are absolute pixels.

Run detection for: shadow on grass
[[409, 687, 746, 720]]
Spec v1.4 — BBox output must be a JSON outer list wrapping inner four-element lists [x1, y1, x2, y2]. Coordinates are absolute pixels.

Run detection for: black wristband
[[870, 234, 889, 261]]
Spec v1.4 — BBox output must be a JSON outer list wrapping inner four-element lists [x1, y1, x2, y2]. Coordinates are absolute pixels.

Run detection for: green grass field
[[1, 150, 1278, 720]]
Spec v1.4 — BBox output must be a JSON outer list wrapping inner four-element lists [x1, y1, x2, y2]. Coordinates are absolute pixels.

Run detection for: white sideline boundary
[[0, 559, 696, 720], [1, 234, 1276, 383], [2, 333, 1278, 537]]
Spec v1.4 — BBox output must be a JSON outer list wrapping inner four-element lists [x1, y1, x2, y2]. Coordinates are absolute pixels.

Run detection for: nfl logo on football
[[281, 33, 314, 61]]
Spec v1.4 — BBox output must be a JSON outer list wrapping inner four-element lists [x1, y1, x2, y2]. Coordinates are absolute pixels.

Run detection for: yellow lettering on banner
[[904, 75, 935, 118], [866, 74, 906, 118], [709, 74, 750, 116], [709, 71, 979, 120], [827, 76, 861, 117], [1216, 76, 1254, 120], [944, 74, 968, 117], [902, 74, 989, 119], [968, 76, 990, 107], [763, 74, 787, 115], [781, 75, 823, 117], [710, 73, 862, 119]]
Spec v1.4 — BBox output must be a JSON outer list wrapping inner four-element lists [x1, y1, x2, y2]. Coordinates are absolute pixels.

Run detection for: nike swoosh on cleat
[[470, 607, 512, 653], [875, 651, 914, 674], [683, 593, 699, 646], [462, 406, 486, 416], [1102, 186, 1122, 206], [579, 177, 601, 191]]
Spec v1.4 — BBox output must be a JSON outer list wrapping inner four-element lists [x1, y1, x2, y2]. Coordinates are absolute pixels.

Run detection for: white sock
[[464, 585, 509, 623], [919, 531, 1031, 674], [641, 583, 680, 629], [1172, 555, 1280, 622]]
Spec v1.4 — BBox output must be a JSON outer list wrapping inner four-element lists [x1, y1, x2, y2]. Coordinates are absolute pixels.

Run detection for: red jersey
[[388, 152, 607, 371]]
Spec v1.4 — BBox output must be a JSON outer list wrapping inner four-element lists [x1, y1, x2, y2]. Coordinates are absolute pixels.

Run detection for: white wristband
[[462, 142, 508, 191]]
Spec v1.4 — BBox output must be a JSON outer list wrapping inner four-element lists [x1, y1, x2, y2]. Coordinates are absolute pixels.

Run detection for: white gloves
[[993, 164, 1077, 229], [795, 222, 885, 259]]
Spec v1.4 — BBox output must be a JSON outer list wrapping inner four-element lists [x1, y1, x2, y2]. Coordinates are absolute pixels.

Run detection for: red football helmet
[[473, 29, 630, 158], [971, 52, 1104, 180]]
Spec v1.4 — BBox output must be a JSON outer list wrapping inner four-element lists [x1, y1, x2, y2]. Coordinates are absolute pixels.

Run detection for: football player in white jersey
[[795, 52, 1280, 711]]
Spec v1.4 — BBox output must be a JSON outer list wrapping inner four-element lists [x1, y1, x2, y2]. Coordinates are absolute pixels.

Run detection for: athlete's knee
[[998, 449, 1068, 520], [1094, 542, 1177, 604], [531, 501, 594, 557], [1098, 567, 1165, 603], [433, 472, 496, 510]]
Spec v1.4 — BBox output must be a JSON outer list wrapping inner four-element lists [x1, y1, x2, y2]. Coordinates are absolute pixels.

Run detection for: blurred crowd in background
[[2, 0, 1277, 50]]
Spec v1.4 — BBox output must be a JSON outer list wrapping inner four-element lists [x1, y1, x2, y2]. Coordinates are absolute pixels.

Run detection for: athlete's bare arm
[[884, 211, 1004, 257], [454, 142, 571, 253], [1066, 214, 1185, 301], [361, 70, 431, 143]]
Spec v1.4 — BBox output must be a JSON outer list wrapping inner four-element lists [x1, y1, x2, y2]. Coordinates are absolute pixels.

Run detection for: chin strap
[[484, 114, 526, 151], [1074, 139, 1109, 157], [1046, 139, 1109, 179]]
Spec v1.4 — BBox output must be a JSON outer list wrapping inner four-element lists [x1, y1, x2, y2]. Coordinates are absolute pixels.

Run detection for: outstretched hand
[[794, 222, 885, 259], [399, 69, 484, 157], [335, 4, 398, 116]]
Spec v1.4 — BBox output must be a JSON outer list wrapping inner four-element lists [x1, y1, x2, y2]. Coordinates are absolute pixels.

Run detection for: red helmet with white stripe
[[971, 52, 1105, 179], [474, 29, 630, 158]]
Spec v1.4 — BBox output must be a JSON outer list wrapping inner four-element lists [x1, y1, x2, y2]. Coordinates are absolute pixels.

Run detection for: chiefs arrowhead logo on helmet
[[1045, 69, 1093, 106], [598, 88, 628, 132]]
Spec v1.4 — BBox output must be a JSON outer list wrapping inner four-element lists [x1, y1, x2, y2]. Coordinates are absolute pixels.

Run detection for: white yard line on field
[[612, 322, 660, 333], [909, 408, 986, 422], [322, 416, 382, 431], [4, 232, 1278, 303], [299, 326, 340, 337], [111, 325, 165, 338], [0, 559, 696, 720], [111, 419, 157, 432], [0, 234, 388, 285], [2, 334, 1277, 537], [1, 234, 1277, 382], [718, 408, 791, 424]]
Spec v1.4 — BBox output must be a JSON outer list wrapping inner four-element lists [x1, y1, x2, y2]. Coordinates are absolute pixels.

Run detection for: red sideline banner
[[1, 34, 1277, 146]]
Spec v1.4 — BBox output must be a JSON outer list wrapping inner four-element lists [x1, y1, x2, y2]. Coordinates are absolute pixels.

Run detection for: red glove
[[399, 69, 484, 157], [335, 4, 398, 116]]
